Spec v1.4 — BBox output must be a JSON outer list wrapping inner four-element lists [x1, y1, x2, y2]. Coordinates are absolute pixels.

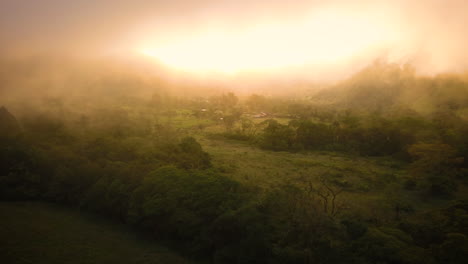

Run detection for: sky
[[1, 0, 467, 77]]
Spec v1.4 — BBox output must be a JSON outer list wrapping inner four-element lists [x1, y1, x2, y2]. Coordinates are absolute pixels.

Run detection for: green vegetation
[[0, 202, 191, 264], [1, 62, 467, 263]]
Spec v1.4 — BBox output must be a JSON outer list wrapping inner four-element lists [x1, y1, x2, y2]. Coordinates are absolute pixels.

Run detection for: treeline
[[260, 116, 411, 156], [258, 110, 467, 156]]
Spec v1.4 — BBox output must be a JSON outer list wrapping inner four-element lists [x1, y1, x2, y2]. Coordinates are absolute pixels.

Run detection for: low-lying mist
[[1, 0, 468, 127], [1, 55, 467, 127]]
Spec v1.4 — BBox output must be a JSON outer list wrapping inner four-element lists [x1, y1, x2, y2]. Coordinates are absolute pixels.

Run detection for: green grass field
[[0, 202, 192, 264], [197, 132, 405, 215], [194, 124, 466, 218]]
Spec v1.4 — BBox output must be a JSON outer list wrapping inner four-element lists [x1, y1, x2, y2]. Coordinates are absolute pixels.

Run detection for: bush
[[128, 166, 248, 254]]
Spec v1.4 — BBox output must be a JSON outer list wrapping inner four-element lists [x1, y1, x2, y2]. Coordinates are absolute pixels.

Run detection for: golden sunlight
[[138, 10, 396, 73]]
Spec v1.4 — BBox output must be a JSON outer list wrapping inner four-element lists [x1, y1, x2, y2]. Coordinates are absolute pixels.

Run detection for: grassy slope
[[0, 202, 192, 264]]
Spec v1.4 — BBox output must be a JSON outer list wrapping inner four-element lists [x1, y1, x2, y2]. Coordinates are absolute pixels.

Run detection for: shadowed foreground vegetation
[[0, 202, 192, 264]]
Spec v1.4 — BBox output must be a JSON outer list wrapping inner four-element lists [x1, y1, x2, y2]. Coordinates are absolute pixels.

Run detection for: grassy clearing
[[161, 116, 216, 130], [198, 132, 404, 188], [251, 117, 292, 125], [0, 202, 192, 264], [196, 128, 465, 218]]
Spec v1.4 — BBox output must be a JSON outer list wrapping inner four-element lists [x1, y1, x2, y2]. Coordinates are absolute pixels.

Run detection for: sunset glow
[[1, 1, 468, 263], [139, 10, 395, 73]]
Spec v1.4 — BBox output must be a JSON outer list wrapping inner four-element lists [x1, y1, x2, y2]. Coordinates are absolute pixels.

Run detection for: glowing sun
[[139, 10, 395, 73]]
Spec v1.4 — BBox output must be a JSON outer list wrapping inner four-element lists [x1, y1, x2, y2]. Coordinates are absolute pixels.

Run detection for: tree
[[128, 166, 246, 252], [221, 92, 238, 110], [211, 92, 239, 112], [223, 109, 242, 131], [260, 119, 295, 151], [176, 137, 211, 169], [246, 94, 267, 112], [294, 120, 332, 150], [307, 176, 344, 218], [408, 143, 463, 196]]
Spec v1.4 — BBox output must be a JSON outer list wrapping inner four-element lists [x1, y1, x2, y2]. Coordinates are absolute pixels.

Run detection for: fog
[[0, 0, 467, 97], [1, 3, 468, 263]]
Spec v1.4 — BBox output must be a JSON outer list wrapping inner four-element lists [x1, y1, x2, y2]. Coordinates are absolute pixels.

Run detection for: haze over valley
[[1, 1, 467, 264]]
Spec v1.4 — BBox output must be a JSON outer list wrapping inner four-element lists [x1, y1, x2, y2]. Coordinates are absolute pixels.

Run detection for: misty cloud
[[0, 0, 467, 75]]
